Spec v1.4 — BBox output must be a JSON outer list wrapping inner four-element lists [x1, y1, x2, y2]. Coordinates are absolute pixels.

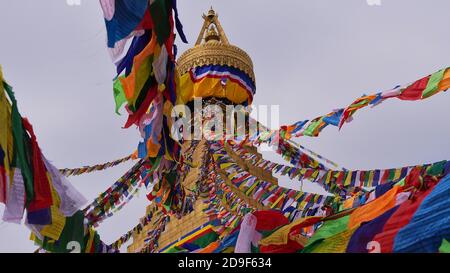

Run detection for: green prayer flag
[[4, 82, 34, 205], [395, 177, 406, 187], [301, 238, 325, 253], [190, 231, 219, 248], [149, 0, 171, 45], [93, 231, 101, 253], [426, 160, 446, 176], [364, 171, 371, 187], [422, 69, 445, 98], [305, 215, 350, 249], [166, 245, 189, 253], [307, 227, 356, 253], [44, 211, 86, 253], [351, 98, 370, 108], [302, 118, 322, 137], [387, 168, 396, 181], [113, 78, 127, 115], [439, 239, 450, 253], [251, 243, 260, 253]]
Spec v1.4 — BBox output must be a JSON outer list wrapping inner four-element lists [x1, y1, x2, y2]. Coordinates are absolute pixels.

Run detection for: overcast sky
[[0, 0, 449, 252]]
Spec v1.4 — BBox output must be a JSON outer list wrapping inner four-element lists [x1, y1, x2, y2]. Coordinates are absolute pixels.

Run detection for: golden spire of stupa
[[194, 7, 230, 45], [177, 7, 255, 84]]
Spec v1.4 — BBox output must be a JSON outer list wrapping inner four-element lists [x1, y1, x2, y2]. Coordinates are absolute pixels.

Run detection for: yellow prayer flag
[[367, 170, 375, 187], [344, 171, 352, 186], [260, 217, 321, 246], [310, 227, 358, 253], [219, 162, 234, 169], [40, 206, 67, 241], [270, 194, 285, 209], [294, 191, 304, 201], [245, 181, 260, 196], [84, 228, 96, 253], [0, 67, 13, 177], [343, 195, 356, 210]]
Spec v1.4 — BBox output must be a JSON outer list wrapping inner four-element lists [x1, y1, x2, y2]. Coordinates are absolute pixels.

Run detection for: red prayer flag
[[0, 166, 6, 204], [398, 76, 430, 101], [22, 118, 53, 212], [253, 210, 289, 232], [123, 86, 157, 128], [372, 184, 435, 252]]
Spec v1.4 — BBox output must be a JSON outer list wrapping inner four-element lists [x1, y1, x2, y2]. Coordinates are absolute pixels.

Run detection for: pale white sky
[[0, 0, 449, 252]]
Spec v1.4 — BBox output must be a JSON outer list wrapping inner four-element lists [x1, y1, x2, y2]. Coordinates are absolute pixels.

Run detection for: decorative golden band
[[177, 41, 256, 83]]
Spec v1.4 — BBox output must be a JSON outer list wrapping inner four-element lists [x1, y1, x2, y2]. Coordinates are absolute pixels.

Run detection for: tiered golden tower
[[127, 8, 275, 253]]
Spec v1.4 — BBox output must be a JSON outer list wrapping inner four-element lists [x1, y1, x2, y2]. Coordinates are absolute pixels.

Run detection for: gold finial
[[207, 6, 215, 18], [197, 7, 229, 45], [205, 26, 220, 43], [178, 8, 255, 84]]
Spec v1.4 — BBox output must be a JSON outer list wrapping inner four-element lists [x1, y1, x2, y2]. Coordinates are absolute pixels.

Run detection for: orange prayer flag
[[438, 68, 450, 91], [348, 186, 400, 229]]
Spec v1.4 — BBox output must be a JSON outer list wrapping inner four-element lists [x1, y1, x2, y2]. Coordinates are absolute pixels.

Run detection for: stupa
[[127, 8, 279, 253]]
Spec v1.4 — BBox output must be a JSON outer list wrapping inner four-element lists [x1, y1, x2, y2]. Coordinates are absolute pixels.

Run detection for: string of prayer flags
[[295, 142, 342, 170], [229, 141, 448, 196], [278, 67, 450, 140], [31, 210, 114, 253], [298, 172, 450, 253], [210, 141, 334, 220], [0, 69, 87, 230], [109, 208, 156, 250], [59, 154, 134, 177], [204, 99, 340, 171], [83, 159, 151, 226], [233, 67, 450, 147], [140, 215, 170, 253]]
